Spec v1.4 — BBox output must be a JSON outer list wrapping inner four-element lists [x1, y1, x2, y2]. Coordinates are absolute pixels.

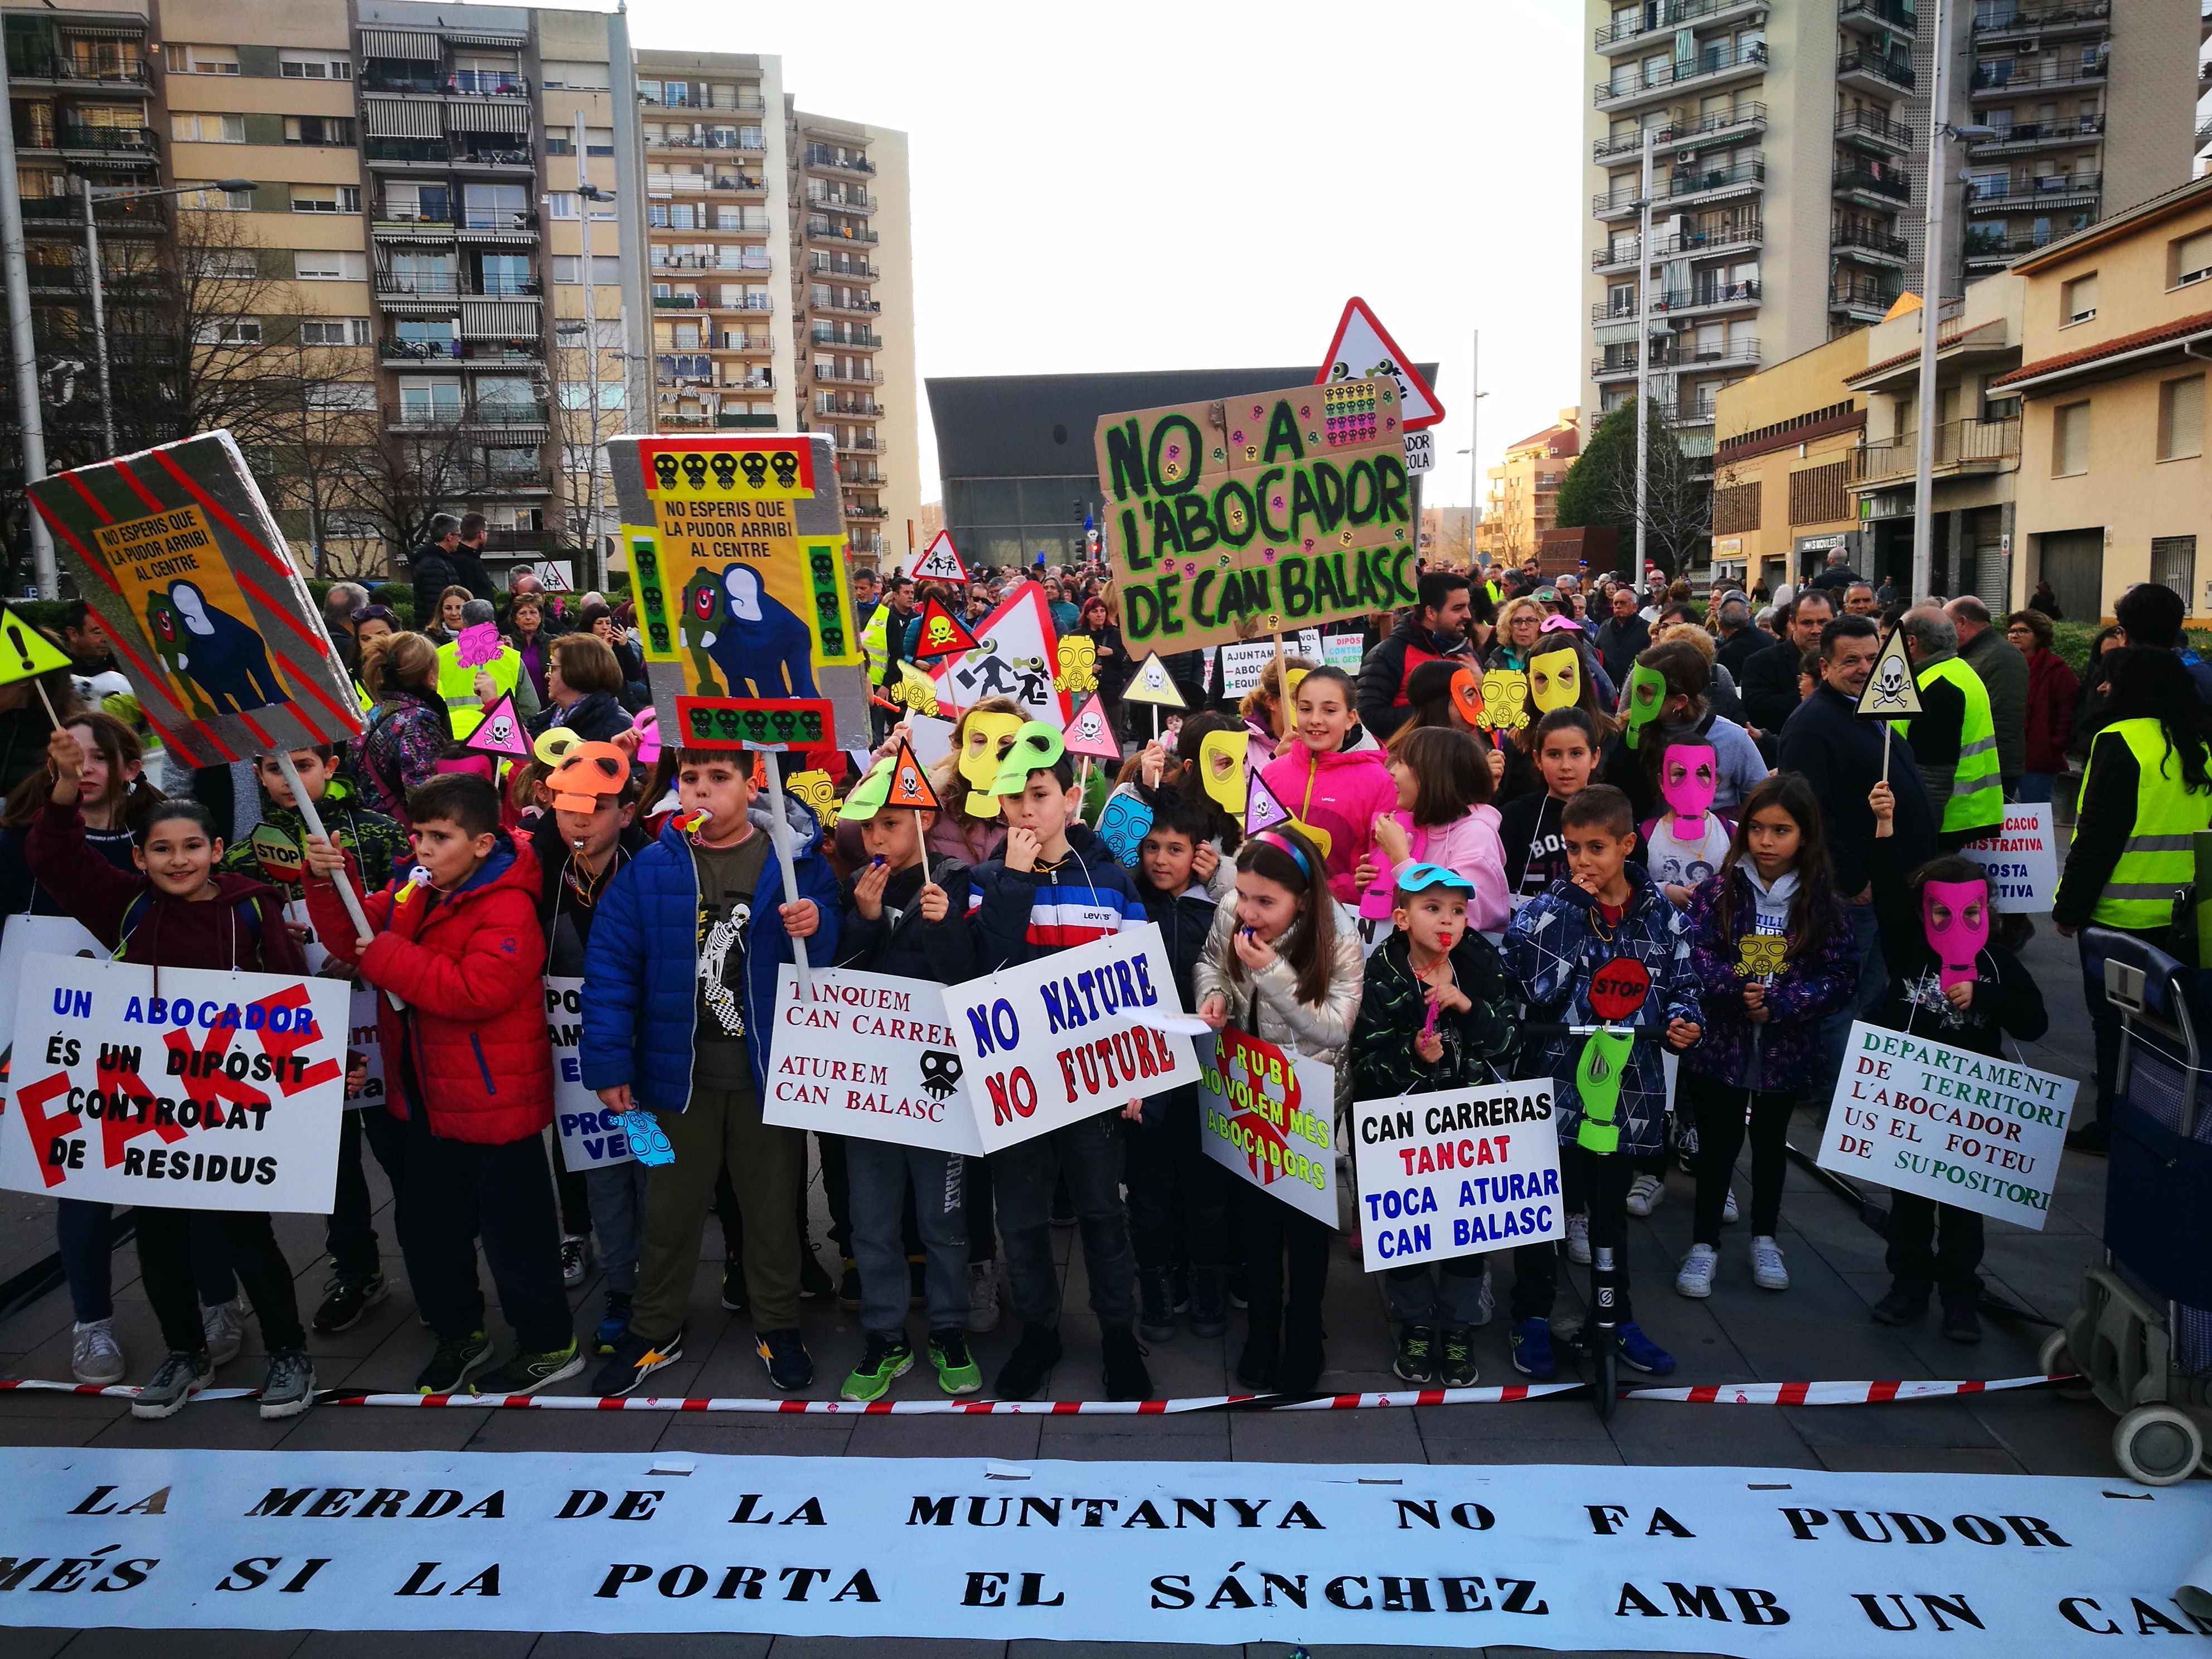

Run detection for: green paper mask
[[1573, 1030, 1635, 1154], [987, 720, 1067, 798], [837, 758, 895, 822], [1621, 663, 1668, 749]]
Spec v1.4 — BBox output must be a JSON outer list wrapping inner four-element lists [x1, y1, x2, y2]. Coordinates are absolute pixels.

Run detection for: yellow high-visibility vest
[[2084, 717, 2212, 930], [435, 640, 521, 739], [1896, 655, 2002, 836]]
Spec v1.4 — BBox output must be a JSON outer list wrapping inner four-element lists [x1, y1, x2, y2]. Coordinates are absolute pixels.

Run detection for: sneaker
[[928, 1328, 982, 1396], [1721, 1188, 1740, 1225], [1565, 1212, 1592, 1265], [258, 1347, 316, 1419], [594, 1293, 633, 1355], [1750, 1235, 1789, 1291], [1869, 1286, 1928, 1326], [560, 1234, 591, 1287], [478, 1338, 585, 1396], [995, 1323, 1062, 1400], [720, 1261, 749, 1314], [756, 1327, 813, 1392], [312, 1271, 389, 1335], [1466, 1265, 1496, 1327], [416, 1330, 492, 1394], [1393, 1322, 1438, 1384], [130, 1349, 212, 1420], [1440, 1326, 1479, 1389], [201, 1298, 245, 1367], [1508, 1317, 1556, 1380], [839, 1333, 914, 1402], [1626, 1173, 1665, 1217], [1189, 1267, 1227, 1338], [71, 1318, 124, 1386], [836, 1261, 861, 1312], [1101, 1325, 1152, 1401], [594, 1329, 683, 1396], [798, 1246, 835, 1301], [1675, 1243, 1718, 1299], [1942, 1303, 1983, 1343], [1614, 1321, 1676, 1376], [1138, 1268, 1177, 1343], [966, 1259, 1000, 1333]]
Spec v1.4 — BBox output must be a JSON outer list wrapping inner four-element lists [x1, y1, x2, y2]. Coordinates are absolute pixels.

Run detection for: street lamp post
[[1634, 125, 1655, 589], [573, 114, 613, 590]]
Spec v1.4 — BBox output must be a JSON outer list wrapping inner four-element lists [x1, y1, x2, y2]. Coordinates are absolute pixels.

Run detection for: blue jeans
[[585, 1160, 651, 1296], [846, 1139, 968, 1338], [990, 1113, 1137, 1332], [2012, 773, 2055, 804], [58, 1200, 237, 1325], [1813, 901, 1885, 1112]]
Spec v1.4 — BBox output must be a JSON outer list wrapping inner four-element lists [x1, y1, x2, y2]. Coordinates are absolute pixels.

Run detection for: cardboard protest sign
[[464, 692, 530, 759], [24, 431, 366, 766], [1857, 628, 1922, 720], [0, 914, 105, 1102], [1097, 377, 1418, 651], [546, 977, 632, 1171], [763, 965, 984, 1155], [924, 584, 1069, 727], [910, 527, 968, 583], [605, 433, 867, 748], [0, 953, 348, 1211], [1351, 1080, 1562, 1269], [1817, 1020, 2075, 1230], [942, 923, 1200, 1153], [1962, 804, 2059, 914], [343, 984, 385, 1113], [1196, 1029, 1336, 1227]]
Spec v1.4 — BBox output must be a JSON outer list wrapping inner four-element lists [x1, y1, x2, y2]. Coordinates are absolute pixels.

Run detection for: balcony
[[1832, 220, 1910, 263], [1832, 164, 1911, 206], [1592, 338, 1761, 379], [1660, 279, 1763, 317], [373, 213, 457, 241], [813, 365, 876, 385], [1966, 115, 2106, 157], [1836, 48, 1915, 93], [809, 256, 878, 280], [4, 50, 151, 88], [1966, 171, 2101, 213], [1593, 0, 1765, 52], [1970, 55, 2107, 95], [804, 192, 872, 215], [1594, 101, 1767, 163], [450, 145, 534, 172], [1839, 0, 1918, 33], [1849, 418, 2021, 486], [1835, 108, 1915, 154], [1971, 1, 2111, 43], [650, 253, 772, 274], [450, 71, 529, 97], [804, 221, 879, 245], [843, 502, 889, 519], [816, 399, 885, 418], [365, 137, 451, 167], [380, 338, 542, 366], [384, 401, 550, 432], [1594, 40, 1768, 109], [803, 144, 875, 175], [1963, 229, 2053, 265], [1831, 275, 1901, 319], [1596, 158, 1769, 218], [649, 171, 766, 193], [811, 327, 881, 348], [372, 271, 540, 300], [18, 194, 162, 233], [649, 132, 765, 155], [362, 69, 444, 93], [56, 125, 158, 157], [812, 294, 880, 318], [1590, 218, 1763, 272]]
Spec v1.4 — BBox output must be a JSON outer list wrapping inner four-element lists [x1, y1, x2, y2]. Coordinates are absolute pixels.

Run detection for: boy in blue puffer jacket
[[580, 748, 840, 1396]]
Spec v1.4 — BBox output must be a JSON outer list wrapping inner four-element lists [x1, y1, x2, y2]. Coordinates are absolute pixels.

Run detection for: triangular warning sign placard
[[0, 604, 75, 690], [1122, 651, 1186, 709], [1316, 297, 1445, 430], [910, 529, 968, 584], [1856, 628, 1923, 720], [910, 596, 979, 659], [884, 739, 940, 812], [1245, 770, 1292, 837], [464, 691, 531, 758], [1061, 692, 1121, 761]]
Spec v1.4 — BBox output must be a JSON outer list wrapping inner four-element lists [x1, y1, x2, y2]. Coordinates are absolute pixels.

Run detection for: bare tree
[[348, 420, 481, 575]]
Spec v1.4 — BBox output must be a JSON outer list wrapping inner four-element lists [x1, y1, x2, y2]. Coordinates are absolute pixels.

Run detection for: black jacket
[[532, 688, 632, 744], [1592, 614, 1650, 688], [1715, 624, 1770, 682], [1134, 876, 1217, 1010], [1879, 937, 2048, 1059], [1349, 928, 1519, 1101], [1356, 615, 1472, 740], [1809, 565, 1864, 593], [1776, 681, 1937, 905], [410, 544, 457, 627], [833, 858, 978, 985], [531, 814, 651, 977], [1498, 792, 1573, 899], [1739, 634, 1806, 735]]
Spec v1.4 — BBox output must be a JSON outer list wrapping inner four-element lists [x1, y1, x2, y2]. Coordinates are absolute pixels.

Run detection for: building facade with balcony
[[1477, 410, 1581, 564]]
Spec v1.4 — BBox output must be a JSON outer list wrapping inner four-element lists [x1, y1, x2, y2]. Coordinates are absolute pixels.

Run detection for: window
[[285, 116, 353, 146], [1788, 464, 1845, 525], [191, 248, 258, 280], [294, 250, 366, 282], [544, 133, 571, 156], [2061, 272, 2097, 326], [636, 80, 662, 104], [546, 193, 578, 220], [164, 44, 238, 74], [279, 54, 351, 80], [2158, 376, 2204, 462], [196, 319, 263, 345], [476, 253, 531, 295], [179, 181, 254, 211], [305, 382, 374, 410], [398, 377, 463, 418], [463, 183, 527, 229], [1713, 481, 1761, 533], [171, 113, 245, 143], [290, 185, 360, 214], [2151, 536, 2198, 610], [551, 254, 621, 285], [2053, 400, 2089, 476], [561, 381, 627, 409], [542, 60, 610, 90], [586, 127, 614, 157], [298, 318, 370, 346], [2172, 229, 2212, 289]]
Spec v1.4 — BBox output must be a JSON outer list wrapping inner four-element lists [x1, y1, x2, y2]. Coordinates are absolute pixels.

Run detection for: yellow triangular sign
[[1121, 651, 1186, 709], [1856, 627, 1923, 720], [0, 605, 76, 689], [1883, 292, 1923, 323]]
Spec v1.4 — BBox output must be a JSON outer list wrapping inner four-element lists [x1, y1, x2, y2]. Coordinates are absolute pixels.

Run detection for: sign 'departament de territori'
[[1095, 378, 1419, 651]]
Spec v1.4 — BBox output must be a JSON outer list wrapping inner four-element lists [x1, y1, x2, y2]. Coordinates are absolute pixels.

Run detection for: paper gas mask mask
[[1923, 879, 1990, 991], [1199, 730, 1250, 815], [957, 711, 1025, 811], [1621, 663, 1668, 749], [987, 720, 1066, 799], [547, 741, 629, 812], [1482, 669, 1529, 730], [1448, 667, 1485, 729], [1527, 647, 1581, 713], [1660, 743, 1718, 830]]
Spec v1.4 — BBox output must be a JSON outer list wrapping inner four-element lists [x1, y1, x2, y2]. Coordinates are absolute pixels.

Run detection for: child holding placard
[[1255, 667, 1395, 908], [1359, 727, 1508, 936], [1195, 824, 1363, 1393]]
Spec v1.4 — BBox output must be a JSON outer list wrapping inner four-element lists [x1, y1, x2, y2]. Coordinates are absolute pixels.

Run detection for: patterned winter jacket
[[1350, 928, 1520, 1102], [1680, 866, 1858, 1093], [1501, 866, 1701, 1156]]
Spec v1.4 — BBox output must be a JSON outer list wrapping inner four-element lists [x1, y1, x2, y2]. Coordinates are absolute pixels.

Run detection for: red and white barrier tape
[[0, 1375, 2070, 1412]]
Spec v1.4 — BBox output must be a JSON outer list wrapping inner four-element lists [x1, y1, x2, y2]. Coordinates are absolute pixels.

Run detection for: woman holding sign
[[26, 726, 318, 1421]]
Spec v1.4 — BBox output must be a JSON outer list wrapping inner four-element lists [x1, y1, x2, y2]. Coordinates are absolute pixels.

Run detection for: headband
[[1249, 830, 1313, 882]]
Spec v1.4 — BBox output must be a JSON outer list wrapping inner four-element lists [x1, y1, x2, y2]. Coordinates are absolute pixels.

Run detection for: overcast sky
[[632, 0, 1585, 508]]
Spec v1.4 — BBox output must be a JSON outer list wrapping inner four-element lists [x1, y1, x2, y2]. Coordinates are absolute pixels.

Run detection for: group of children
[[23, 636, 2047, 1412]]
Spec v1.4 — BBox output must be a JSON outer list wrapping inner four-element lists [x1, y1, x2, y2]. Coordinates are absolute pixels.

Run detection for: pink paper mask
[[1923, 879, 1990, 990], [456, 622, 502, 668], [1659, 743, 1718, 830]]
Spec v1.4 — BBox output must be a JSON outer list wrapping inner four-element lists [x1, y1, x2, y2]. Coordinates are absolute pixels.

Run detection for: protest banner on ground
[[1961, 804, 2059, 914], [605, 433, 867, 749], [0, 953, 347, 1211], [764, 964, 984, 1156], [923, 584, 1069, 728], [1816, 1020, 2075, 1230], [7, 1444, 2208, 1648], [942, 923, 1200, 1154], [1095, 377, 1419, 651], [1196, 1029, 1336, 1227], [0, 913, 105, 1102], [344, 984, 384, 1114], [1351, 1079, 1562, 1269], [547, 977, 632, 1171], [23, 431, 366, 767]]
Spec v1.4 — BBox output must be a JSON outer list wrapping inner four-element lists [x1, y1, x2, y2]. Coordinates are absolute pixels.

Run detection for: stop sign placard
[[1587, 957, 1652, 1023]]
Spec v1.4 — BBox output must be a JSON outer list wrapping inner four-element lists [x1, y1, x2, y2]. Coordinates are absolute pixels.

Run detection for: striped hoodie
[[968, 822, 1149, 970]]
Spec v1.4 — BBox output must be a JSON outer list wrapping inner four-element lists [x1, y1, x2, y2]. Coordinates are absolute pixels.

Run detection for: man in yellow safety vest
[[1891, 606, 2002, 848], [434, 597, 538, 739]]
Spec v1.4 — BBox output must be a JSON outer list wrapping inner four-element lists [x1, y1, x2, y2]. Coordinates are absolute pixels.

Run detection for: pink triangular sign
[[1061, 693, 1120, 761], [464, 692, 530, 758], [1245, 770, 1292, 837]]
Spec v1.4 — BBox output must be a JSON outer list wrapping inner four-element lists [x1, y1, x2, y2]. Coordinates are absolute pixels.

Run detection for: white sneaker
[[966, 1259, 1000, 1333], [560, 1234, 591, 1287], [1750, 1235, 1789, 1291], [1675, 1243, 1718, 1299], [1626, 1173, 1665, 1217], [71, 1318, 125, 1386], [201, 1298, 245, 1367], [1565, 1212, 1592, 1265], [1464, 1265, 1496, 1328], [1721, 1187, 1740, 1225]]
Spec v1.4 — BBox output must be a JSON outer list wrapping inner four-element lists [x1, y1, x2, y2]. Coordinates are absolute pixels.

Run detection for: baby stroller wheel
[[2037, 1329, 2095, 1401], [2113, 1404, 2204, 1487]]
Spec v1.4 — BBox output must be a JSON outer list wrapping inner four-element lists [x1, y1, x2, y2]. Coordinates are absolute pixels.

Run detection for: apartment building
[[1477, 410, 1581, 564]]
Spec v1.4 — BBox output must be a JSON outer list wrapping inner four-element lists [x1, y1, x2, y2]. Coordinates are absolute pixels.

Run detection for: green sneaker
[[929, 1328, 982, 1396], [475, 1338, 585, 1396], [416, 1330, 491, 1394], [839, 1333, 914, 1402]]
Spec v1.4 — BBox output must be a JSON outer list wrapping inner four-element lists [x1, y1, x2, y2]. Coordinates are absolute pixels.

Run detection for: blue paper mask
[[622, 1108, 675, 1167], [1096, 792, 1154, 868]]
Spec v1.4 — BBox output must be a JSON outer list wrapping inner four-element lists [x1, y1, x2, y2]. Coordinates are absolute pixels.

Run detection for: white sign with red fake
[[0, 954, 349, 1211], [1197, 1029, 1337, 1227]]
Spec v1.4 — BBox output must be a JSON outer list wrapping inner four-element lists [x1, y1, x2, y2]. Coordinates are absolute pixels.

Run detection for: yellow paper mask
[[958, 710, 1024, 814], [1199, 730, 1250, 816], [1528, 647, 1582, 713], [1481, 669, 1529, 730]]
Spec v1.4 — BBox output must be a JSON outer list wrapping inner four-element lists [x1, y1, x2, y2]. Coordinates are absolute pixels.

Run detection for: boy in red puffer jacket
[[304, 772, 578, 1397]]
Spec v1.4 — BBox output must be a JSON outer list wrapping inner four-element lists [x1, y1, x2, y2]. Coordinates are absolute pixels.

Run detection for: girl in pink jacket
[[1258, 666, 1398, 906], [1359, 726, 1509, 934]]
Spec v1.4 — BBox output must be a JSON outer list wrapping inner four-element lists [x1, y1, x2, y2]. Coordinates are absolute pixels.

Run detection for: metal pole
[[1467, 328, 1481, 566], [79, 180, 116, 456], [576, 113, 607, 592], [1634, 125, 1653, 587], [1910, 0, 1949, 606], [0, 47, 61, 599]]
